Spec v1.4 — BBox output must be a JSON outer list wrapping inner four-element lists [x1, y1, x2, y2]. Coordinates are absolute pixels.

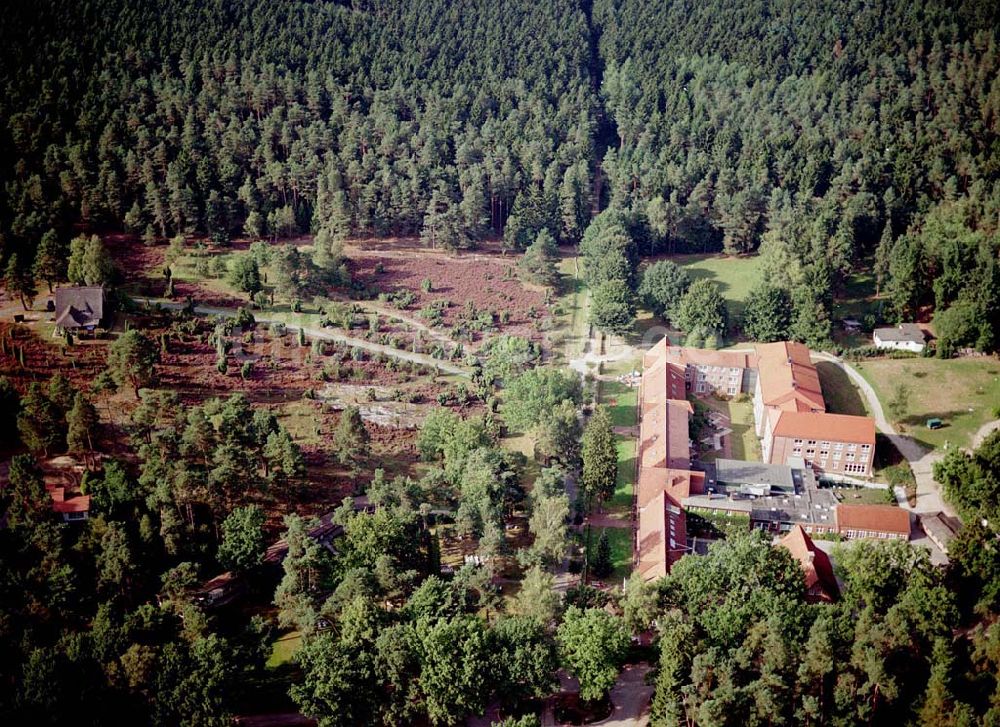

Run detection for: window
[[807, 440, 817, 446], [848, 444, 857, 452], [792, 448, 802, 456], [834, 442, 844, 451], [821, 441, 830, 448], [793, 439, 804, 445], [846, 452, 855, 461], [861, 444, 871, 452], [832, 450, 842, 460], [697, 383, 705, 393], [806, 448, 815, 456]]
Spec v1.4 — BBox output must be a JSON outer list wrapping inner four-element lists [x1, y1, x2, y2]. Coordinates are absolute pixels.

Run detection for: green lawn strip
[[727, 398, 760, 461], [606, 436, 636, 512], [586, 525, 633, 583], [553, 256, 589, 363], [855, 357, 1000, 451], [600, 379, 638, 428], [267, 631, 303, 668]]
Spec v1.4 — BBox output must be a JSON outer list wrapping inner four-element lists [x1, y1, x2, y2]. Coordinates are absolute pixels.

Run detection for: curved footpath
[[812, 352, 962, 517], [145, 299, 470, 377]]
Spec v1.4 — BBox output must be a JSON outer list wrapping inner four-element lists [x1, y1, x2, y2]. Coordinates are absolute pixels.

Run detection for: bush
[[390, 290, 417, 309], [234, 307, 255, 330], [421, 278, 433, 292]]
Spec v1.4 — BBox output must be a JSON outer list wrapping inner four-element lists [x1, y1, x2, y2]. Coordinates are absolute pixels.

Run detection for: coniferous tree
[[3, 254, 37, 310], [66, 392, 99, 467], [581, 406, 617, 508], [32, 230, 65, 293], [519, 229, 560, 287]]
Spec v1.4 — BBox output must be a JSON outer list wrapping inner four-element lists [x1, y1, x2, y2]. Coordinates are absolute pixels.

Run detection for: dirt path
[[587, 512, 632, 528], [147, 299, 470, 377], [812, 352, 953, 516], [324, 291, 457, 350], [970, 418, 1000, 450]]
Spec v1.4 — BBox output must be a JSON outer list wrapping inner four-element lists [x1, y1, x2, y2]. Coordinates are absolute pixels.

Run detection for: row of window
[[843, 529, 904, 540], [695, 382, 740, 395], [792, 439, 870, 453], [793, 448, 858, 462]]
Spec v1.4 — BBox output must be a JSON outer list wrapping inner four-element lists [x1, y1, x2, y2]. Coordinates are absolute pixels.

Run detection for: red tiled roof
[[637, 490, 668, 581], [638, 400, 691, 470], [643, 337, 670, 369], [641, 357, 686, 413], [779, 525, 839, 602], [836, 504, 911, 535], [52, 494, 91, 513], [667, 346, 751, 370], [773, 411, 876, 444], [755, 341, 825, 412], [637, 467, 704, 509]]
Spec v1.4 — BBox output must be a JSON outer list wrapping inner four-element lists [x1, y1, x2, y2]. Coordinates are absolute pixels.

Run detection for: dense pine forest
[[2, 0, 999, 347], [3, 1, 1000, 726]]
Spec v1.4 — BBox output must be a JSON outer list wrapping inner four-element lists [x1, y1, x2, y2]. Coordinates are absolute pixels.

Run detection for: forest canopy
[[2, 0, 998, 348]]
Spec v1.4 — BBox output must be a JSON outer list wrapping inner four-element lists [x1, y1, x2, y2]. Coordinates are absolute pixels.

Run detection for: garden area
[[585, 526, 633, 583], [671, 253, 764, 322], [855, 357, 1000, 450]]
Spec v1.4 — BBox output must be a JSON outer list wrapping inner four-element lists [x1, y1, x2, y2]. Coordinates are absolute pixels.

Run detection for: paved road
[[594, 663, 654, 727], [539, 664, 653, 727], [145, 299, 470, 377], [812, 352, 954, 516]]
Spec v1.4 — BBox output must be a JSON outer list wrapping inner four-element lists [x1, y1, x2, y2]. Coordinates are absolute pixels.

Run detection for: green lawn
[[601, 379, 638, 428], [670, 253, 764, 321], [267, 631, 303, 668], [832, 268, 881, 322], [816, 361, 870, 417], [697, 396, 761, 462], [728, 398, 760, 461], [606, 436, 636, 512], [586, 526, 633, 582], [855, 357, 1000, 451], [552, 255, 590, 364]]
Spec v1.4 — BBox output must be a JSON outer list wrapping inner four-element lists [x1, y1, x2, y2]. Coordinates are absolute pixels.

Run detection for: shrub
[[234, 307, 255, 330]]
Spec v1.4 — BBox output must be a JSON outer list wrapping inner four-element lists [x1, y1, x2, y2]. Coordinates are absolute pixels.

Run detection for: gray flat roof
[[715, 458, 795, 490], [686, 484, 839, 526], [874, 323, 924, 343]]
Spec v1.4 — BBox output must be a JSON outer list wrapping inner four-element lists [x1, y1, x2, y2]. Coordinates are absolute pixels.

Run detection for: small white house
[[873, 323, 925, 353]]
